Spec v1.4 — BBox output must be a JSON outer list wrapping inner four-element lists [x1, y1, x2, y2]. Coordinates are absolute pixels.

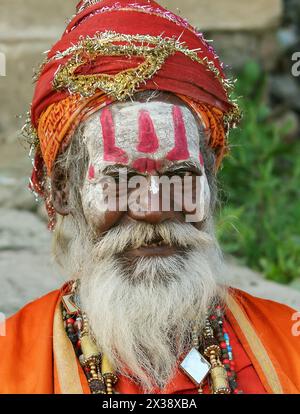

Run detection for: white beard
[[55, 218, 226, 392]]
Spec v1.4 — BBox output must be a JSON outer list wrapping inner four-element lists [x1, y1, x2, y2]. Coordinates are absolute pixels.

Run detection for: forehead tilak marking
[[111, 101, 174, 158], [132, 105, 192, 173], [166, 105, 190, 162], [137, 109, 159, 154], [100, 107, 128, 164], [84, 101, 205, 174]]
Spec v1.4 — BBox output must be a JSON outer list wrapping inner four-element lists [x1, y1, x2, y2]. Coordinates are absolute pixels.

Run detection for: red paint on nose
[[132, 158, 160, 174], [137, 110, 159, 153], [167, 106, 190, 161], [100, 108, 128, 164]]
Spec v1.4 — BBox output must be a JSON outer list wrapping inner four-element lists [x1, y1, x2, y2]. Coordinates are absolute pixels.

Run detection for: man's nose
[[127, 177, 175, 225]]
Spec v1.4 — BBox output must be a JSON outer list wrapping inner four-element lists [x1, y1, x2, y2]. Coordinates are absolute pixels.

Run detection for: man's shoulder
[[230, 287, 298, 318], [228, 288, 300, 393], [0, 289, 62, 393], [228, 287, 299, 354], [2, 289, 62, 354], [7, 289, 61, 328]]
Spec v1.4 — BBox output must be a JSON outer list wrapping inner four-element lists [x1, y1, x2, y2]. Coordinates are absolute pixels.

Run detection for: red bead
[[233, 389, 240, 394], [210, 315, 216, 320], [227, 371, 233, 377], [76, 340, 81, 348], [230, 361, 236, 368], [223, 359, 230, 364], [220, 342, 227, 349], [67, 318, 74, 325]]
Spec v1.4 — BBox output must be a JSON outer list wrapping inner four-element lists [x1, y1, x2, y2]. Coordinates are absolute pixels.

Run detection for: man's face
[[80, 95, 211, 258]]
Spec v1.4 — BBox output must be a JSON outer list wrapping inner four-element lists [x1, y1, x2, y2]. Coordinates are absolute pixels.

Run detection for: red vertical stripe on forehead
[[137, 110, 159, 153], [100, 108, 128, 163], [167, 106, 190, 161]]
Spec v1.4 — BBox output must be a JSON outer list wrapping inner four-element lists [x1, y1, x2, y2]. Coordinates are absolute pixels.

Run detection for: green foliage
[[216, 61, 300, 284]]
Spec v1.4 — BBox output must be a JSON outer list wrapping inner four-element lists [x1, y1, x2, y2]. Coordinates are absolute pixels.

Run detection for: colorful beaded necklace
[[62, 281, 243, 394]]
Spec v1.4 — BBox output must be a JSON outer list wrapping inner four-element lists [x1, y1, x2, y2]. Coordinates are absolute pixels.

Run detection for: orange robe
[[0, 286, 299, 394]]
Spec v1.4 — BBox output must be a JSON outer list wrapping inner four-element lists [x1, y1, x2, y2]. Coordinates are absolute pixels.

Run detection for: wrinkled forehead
[[82, 100, 205, 173]]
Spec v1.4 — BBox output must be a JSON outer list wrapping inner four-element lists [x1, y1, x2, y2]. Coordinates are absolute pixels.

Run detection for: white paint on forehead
[[80, 101, 211, 228], [82, 101, 204, 171]]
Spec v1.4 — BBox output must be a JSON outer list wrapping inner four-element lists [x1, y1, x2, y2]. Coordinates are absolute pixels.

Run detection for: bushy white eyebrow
[[101, 161, 202, 176], [162, 161, 202, 175], [101, 164, 137, 175]]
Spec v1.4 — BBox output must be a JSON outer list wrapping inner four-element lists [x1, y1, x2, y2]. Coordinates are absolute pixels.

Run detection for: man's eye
[[102, 173, 121, 184], [165, 170, 193, 178], [127, 172, 141, 180], [108, 172, 144, 183], [181, 171, 193, 177]]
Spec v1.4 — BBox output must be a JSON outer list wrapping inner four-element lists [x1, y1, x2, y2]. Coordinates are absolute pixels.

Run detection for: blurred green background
[[217, 60, 300, 285]]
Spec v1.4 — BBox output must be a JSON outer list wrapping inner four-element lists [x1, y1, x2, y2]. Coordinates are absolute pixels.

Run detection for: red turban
[[24, 0, 240, 228]]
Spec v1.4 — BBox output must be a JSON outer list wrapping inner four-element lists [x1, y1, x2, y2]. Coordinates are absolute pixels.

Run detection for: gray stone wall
[[0, 0, 78, 143]]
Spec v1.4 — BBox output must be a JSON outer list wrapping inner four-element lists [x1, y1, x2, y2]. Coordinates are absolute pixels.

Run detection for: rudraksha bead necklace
[[62, 282, 243, 394]]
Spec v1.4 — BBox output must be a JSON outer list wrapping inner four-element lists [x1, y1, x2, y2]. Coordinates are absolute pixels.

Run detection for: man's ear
[[51, 166, 71, 216]]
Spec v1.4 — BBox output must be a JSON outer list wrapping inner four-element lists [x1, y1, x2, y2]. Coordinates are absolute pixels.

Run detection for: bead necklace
[[62, 282, 243, 394], [209, 305, 241, 393], [63, 307, 117, 394]]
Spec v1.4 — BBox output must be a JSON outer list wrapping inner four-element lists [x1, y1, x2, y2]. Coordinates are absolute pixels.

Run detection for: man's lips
[[125, 241, 178, 257]]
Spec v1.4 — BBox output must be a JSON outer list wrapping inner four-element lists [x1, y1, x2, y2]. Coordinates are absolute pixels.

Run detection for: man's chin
[[113, 251, 189, 286]]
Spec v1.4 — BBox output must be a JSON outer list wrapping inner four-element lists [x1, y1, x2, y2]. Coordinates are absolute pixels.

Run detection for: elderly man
[[0, 0, 299, 394]]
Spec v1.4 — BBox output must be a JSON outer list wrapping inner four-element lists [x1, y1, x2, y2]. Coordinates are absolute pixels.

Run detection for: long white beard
[[55, 218, 226, 392]]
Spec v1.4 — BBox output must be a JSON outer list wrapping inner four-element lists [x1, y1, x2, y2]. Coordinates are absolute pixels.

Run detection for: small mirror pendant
[[62, 294, 79, 314], [180, 348, 211, 385]]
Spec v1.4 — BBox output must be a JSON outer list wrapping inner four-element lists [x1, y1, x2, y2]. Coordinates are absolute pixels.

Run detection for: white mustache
[[92, 221, 214, 257]]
